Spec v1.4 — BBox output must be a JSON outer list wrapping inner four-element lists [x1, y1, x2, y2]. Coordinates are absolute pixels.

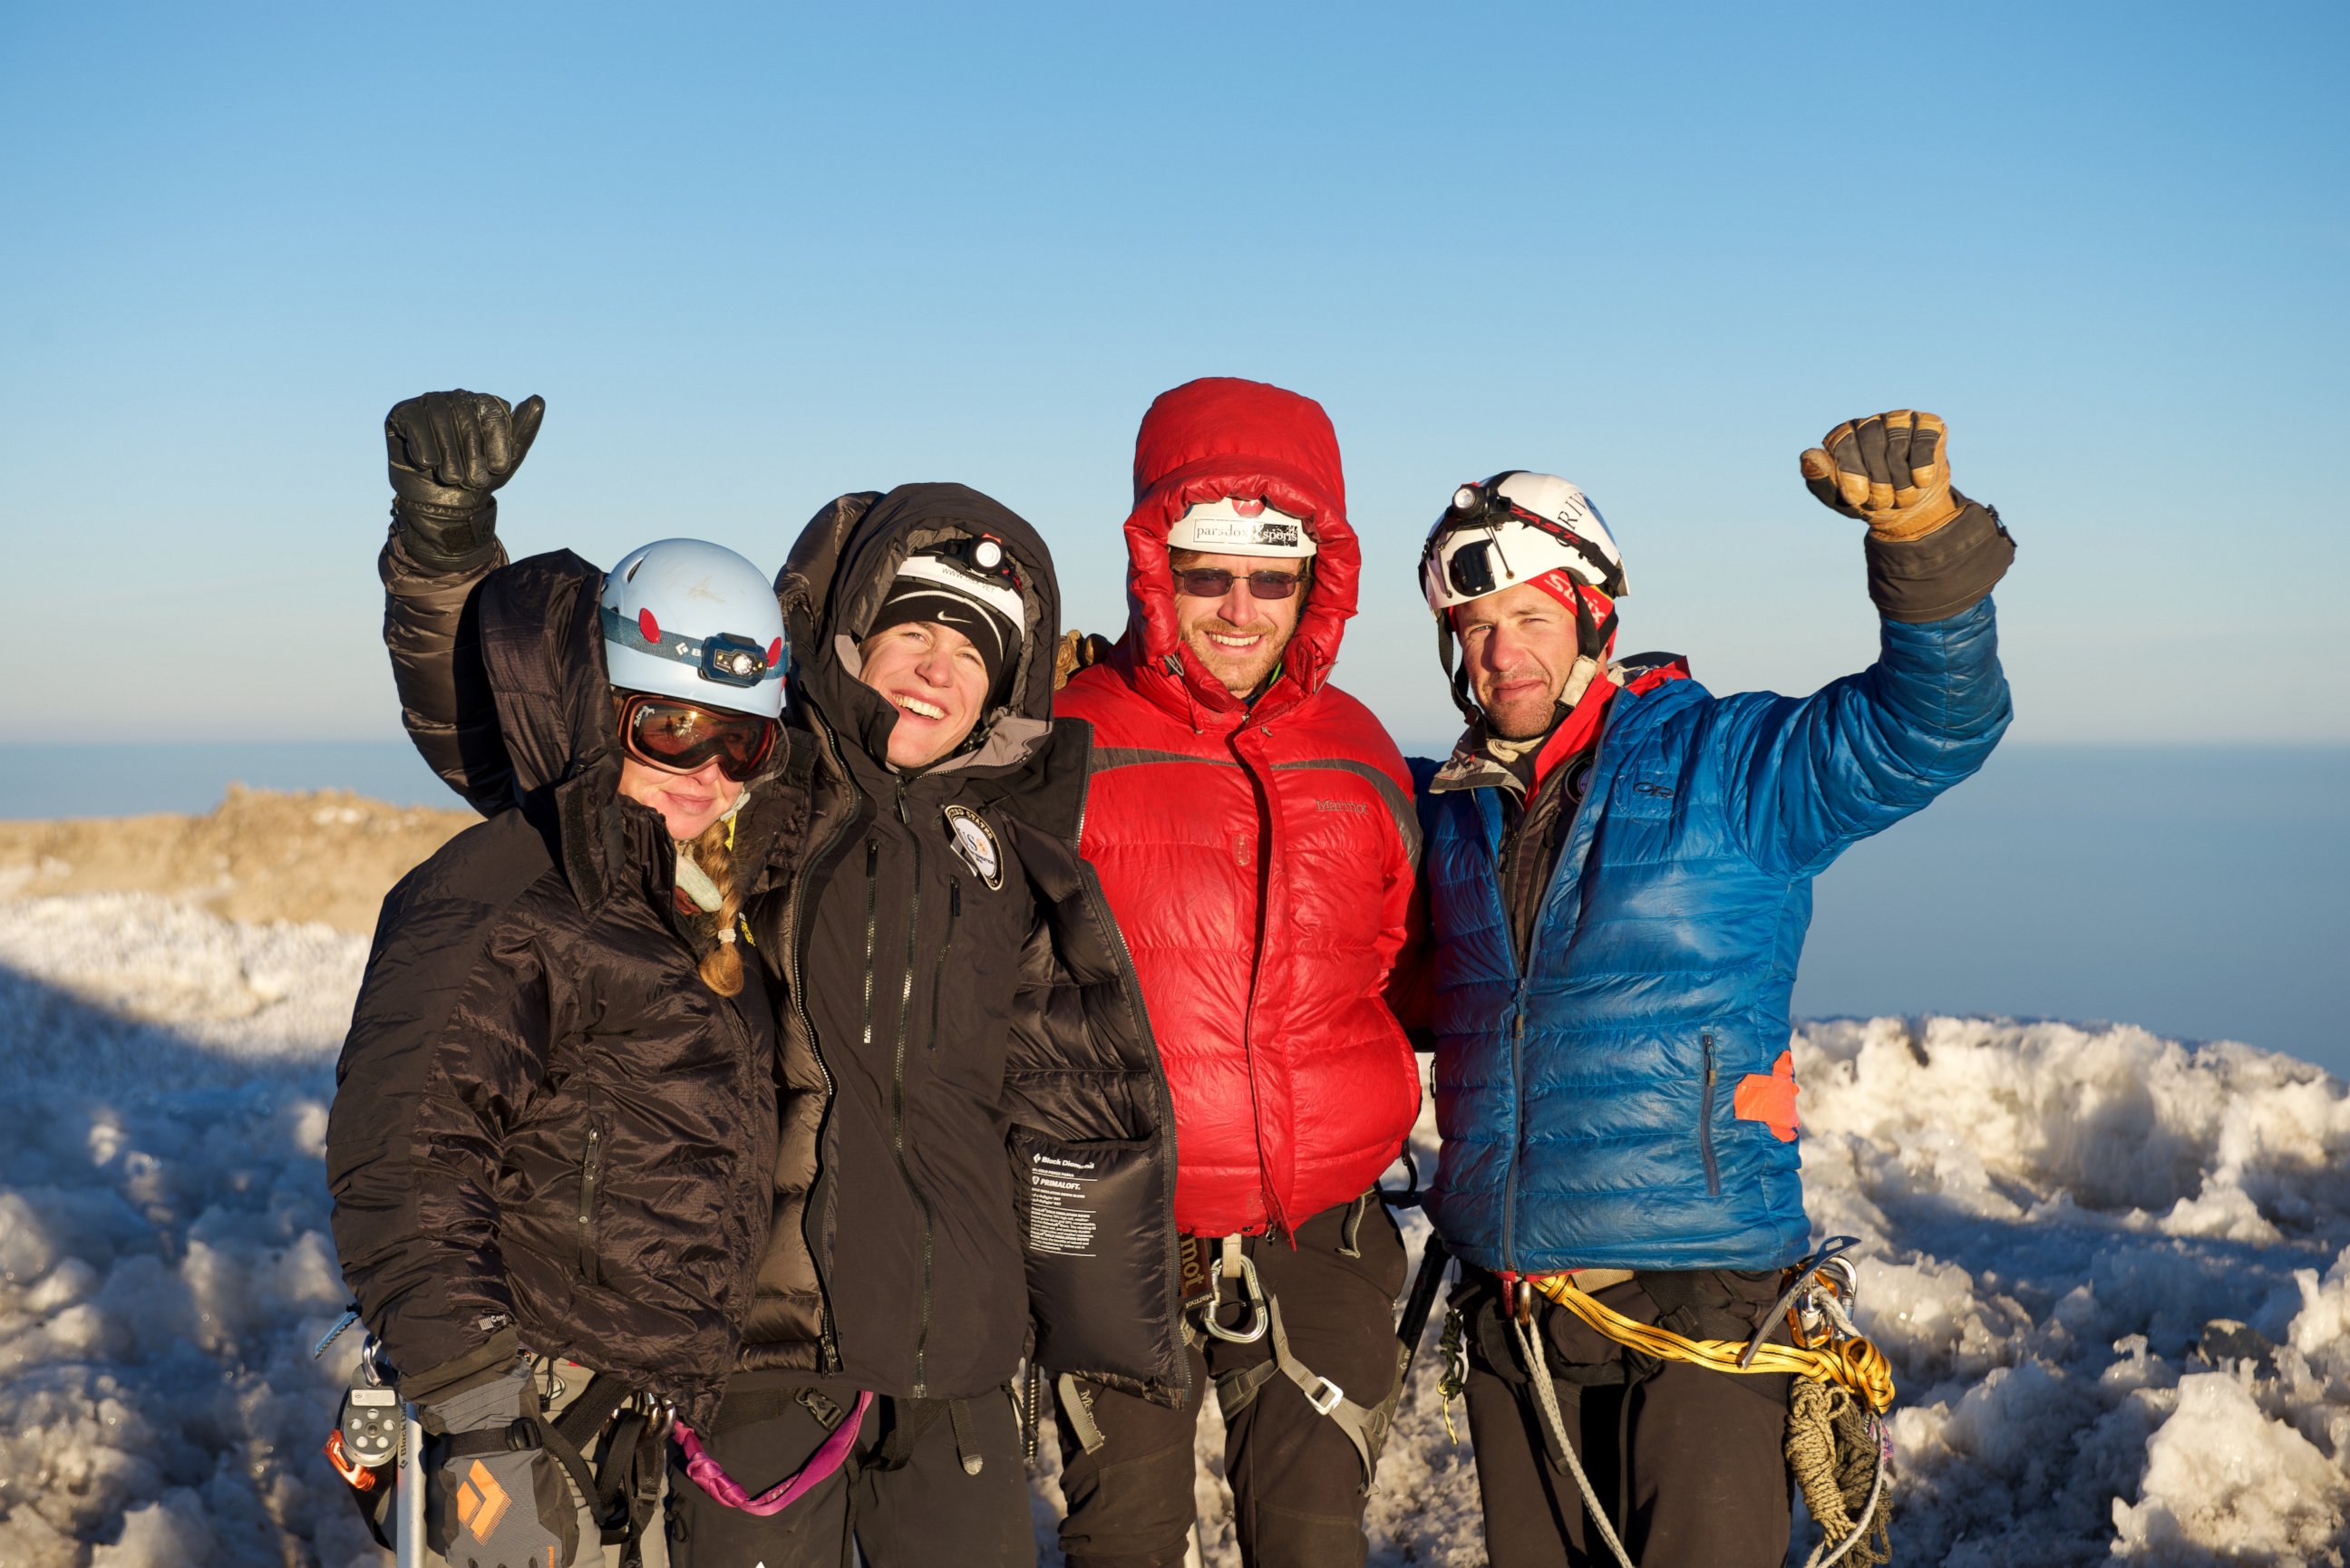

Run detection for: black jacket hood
[[775, 484, 1061, 773]]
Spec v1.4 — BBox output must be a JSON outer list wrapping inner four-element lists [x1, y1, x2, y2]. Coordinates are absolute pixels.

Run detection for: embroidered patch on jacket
[[942, 804, 1005, 890]]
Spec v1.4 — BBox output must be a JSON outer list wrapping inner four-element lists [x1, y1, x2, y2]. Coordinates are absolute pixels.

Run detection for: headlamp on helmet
[[599, 537, 789, 721]]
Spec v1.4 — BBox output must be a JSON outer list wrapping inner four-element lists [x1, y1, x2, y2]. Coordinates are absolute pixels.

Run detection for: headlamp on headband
[[925, 533, 1024, 591]]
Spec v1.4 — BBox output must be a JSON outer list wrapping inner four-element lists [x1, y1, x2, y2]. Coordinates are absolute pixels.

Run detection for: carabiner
[[1200, 1251, 1269, 1344]]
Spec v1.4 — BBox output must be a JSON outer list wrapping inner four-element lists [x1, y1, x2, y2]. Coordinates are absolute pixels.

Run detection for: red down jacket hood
[[1060, 376, 1422, 1237], [1118, 376, 1359, 723]]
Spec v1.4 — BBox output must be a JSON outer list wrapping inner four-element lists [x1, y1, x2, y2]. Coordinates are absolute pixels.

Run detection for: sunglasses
[[618, 693, 778, 782], [1171, 566, 1307, 601]]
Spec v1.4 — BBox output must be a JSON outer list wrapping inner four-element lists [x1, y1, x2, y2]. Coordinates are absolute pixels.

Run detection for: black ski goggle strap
[[601, 605, 786, 691]]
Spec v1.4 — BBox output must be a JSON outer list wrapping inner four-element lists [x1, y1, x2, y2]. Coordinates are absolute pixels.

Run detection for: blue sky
[[3, 2, 2345, 747]]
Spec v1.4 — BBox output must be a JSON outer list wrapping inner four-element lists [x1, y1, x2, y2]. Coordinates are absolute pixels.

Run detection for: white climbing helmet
[[599, 538, 787, 719], [1419, 470, 1627, 616]]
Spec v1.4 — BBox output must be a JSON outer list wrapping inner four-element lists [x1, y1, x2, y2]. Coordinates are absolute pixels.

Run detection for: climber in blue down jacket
[[1400, 409, 2014, 1568]]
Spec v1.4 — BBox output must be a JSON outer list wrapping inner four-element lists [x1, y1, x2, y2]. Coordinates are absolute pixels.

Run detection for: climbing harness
[[1199, 1223, 1404, 1492], [1495, 1245, 1896, 1568], [1517, 1268, 1896, 1415], [1160, 1179, 1445, 1494]]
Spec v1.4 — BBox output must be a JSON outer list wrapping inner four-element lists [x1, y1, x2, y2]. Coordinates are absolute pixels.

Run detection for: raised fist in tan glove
[[1800, 410, 1965, 542]]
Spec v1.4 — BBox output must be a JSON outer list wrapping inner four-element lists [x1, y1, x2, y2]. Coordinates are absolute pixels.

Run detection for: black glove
[[385, 390, 545, 569], [421, 1360, 579, 1568]]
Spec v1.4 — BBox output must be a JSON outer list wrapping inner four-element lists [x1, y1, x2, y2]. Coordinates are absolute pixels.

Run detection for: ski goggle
[[617, 693, 778, 781], [1171, 566, 1308, 601]]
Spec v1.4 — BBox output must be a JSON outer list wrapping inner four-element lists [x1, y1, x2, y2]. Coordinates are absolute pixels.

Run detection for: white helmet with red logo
[[1420, 470, 1626, 615]]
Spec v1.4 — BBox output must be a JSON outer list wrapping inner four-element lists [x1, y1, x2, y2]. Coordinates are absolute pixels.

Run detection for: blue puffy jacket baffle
[[1413, 597, 2011, 1274]]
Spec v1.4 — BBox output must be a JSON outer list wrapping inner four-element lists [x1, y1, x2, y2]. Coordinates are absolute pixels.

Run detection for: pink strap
[[671, 1389, 875, 1515]]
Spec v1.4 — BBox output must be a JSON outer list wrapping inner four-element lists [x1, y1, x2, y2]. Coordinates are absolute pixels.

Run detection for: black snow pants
[[1457, 1266, 1794, 1568], [1054, 1196, 1410, 1568], [664, 1375, 1034, 1568]]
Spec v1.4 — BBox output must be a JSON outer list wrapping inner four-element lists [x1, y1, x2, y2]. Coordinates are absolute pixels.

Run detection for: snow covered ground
[[1, 892, 2345, 1566]]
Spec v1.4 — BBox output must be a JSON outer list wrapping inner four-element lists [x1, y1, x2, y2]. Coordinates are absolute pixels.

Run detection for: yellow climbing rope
[[1522, 1273, 1898, 1415]]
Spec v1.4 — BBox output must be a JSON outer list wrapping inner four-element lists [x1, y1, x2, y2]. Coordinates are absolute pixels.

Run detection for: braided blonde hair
[[682, 816, 745, 997]]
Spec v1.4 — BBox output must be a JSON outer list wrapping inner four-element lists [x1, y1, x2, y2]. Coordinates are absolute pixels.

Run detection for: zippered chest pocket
[[927, 877, 960, 1050]]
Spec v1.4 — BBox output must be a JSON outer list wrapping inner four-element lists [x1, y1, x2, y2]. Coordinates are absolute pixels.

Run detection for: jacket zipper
[[1502, 1005, 1526, 1271], [578, 1120, 606, 1285], [1699, 1031, 1722, 1197], [928, 878, 959, 1050], [889, 780, 938, 1396], [788, 719, 859, 1374], [1231, 733, 1282, 1233]]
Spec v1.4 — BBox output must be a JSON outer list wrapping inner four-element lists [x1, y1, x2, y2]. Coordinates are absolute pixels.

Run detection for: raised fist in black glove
[[385, 390, 545, 569], [421, 1360, 579, 1568]]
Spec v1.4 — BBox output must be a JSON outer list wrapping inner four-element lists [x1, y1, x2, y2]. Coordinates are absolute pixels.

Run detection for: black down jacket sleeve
[[380, 527, 516, 817], [326, 815, 556, 1397]]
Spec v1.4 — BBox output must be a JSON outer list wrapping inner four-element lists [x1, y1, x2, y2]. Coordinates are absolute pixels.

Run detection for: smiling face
[[616, 754, 743, 841], [1169, 548, 1308, 699], [859, 619, 992, 768], [1454, 580, 1582, 740]]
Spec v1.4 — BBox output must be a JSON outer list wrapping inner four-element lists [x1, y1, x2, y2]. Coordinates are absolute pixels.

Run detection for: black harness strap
[[704, 1386, 849, 1435], [865, 1398, 948, 1473]]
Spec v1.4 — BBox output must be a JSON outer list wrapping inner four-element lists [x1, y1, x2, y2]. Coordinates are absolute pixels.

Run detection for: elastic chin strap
[[1437, 615, 1480, 723]]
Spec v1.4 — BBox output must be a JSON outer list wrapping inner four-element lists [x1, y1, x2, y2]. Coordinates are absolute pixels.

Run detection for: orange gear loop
[[1524, 1273, 1897, 1415]]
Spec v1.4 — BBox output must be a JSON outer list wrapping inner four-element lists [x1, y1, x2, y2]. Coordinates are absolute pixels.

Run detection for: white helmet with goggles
[[1169, 497, 1318, 559], [1421, 471, 1628, 721], [1420, 471, 1625, 615], [601, 538, 788, 721]]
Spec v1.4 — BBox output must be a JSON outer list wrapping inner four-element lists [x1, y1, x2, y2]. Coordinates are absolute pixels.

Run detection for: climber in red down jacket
[[1051, 376, 1423, 1568]]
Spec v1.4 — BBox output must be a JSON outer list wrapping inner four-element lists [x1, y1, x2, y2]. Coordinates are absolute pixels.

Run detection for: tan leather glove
[[1800, 410, 1965, 542], [1053, 629, 1112, 691]]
